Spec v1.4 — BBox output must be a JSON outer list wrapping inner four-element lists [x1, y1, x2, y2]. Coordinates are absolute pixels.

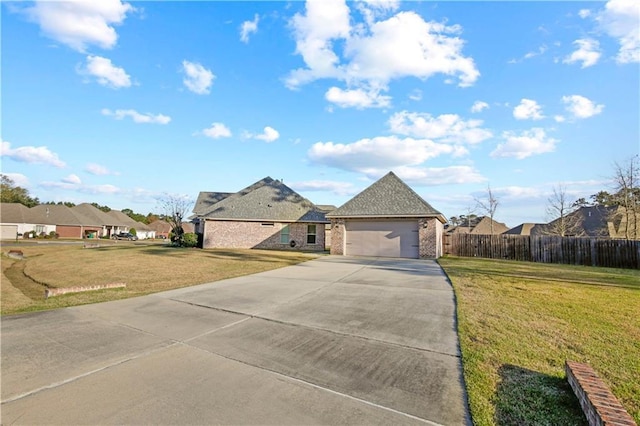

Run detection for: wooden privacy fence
[[444, 234, 640, 269]]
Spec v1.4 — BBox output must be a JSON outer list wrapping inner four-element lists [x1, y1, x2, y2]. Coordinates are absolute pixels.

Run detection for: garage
[[1, 224, 18, 240], [345, 220, 419, 258], [327, 172, 447, 259]]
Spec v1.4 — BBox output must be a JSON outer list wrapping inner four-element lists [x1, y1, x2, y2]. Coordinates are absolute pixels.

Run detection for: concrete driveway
[[1, 256, 469, 425]]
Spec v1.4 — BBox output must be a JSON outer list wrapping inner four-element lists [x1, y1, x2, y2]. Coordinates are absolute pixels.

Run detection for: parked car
[[112, 232, 138, 241]]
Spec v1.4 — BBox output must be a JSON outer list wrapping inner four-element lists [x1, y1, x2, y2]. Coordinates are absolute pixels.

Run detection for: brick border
[[45, 283, 126, 299], [565, 361, 635, 426]]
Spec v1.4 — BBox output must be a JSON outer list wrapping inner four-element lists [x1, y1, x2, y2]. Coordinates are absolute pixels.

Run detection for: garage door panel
[[345, 221, 418, 258], [1, 225, 18, 240]]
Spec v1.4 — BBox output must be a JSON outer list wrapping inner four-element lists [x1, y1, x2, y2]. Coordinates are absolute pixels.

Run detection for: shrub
[[129, 228, 137, 236], [49, 231, 59, 239], [183, 232, 198, 248]]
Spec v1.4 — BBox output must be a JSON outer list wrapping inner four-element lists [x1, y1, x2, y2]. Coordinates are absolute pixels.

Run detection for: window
[[35, 225, 45, 234], [307, 224, 317, 244], [261, 222, 275, 227], [280, 225, 290, 244]]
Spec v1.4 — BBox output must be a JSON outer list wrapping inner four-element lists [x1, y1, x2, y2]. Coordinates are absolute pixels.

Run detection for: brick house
[[327, 172, 447, 259], [193, 177, 328, 251]]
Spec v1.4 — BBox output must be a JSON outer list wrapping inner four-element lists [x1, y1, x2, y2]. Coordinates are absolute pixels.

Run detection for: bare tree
[[544, 184, 582, 236], [611, 155, 640, 240], [475, 185, 499, 234], [157, 193, 193, 246]]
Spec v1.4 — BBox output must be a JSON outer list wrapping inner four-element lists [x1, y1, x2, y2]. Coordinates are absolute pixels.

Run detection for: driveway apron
[[1, 256, 470, 425]]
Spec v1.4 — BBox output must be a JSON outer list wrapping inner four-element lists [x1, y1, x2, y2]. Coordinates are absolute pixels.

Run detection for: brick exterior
[[565, 361, 636, 426], [329, 219, 345, 255], [330, 217, 443, 258], [202, 220, 325, 251], [419, 217, 443, 258]]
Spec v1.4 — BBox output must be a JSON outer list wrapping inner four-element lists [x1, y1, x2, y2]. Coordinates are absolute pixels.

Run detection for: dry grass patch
[[2, 243, 319, 315], [439, 256, 640, 426]]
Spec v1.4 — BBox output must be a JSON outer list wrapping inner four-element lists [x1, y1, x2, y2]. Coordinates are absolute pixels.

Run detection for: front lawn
[[1, 243, 318, 315], [438, 256, 640, 425]]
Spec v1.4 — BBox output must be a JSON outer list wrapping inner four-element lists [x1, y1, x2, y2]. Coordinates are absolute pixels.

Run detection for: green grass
[[438, 256, 640, 425], [1, 243, 319, 315]]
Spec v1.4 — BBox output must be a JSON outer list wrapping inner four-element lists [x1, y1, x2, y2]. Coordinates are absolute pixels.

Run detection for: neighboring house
[[447, 216, 510, 235], [72, 203, 127, 238], [544, 205, 639, 239], [106, 210, 155, 239], [0, 203, 55, 240], [148, 220, 193, 239], [504, 223, 547, 236], [30, 204, 104, 238], [327, 172, 447, 259], [193, 177, 328, 251]]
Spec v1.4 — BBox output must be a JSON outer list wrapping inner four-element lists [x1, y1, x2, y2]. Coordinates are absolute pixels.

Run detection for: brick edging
[[45, 283, 126, 299], [565, 361, 636, 426]]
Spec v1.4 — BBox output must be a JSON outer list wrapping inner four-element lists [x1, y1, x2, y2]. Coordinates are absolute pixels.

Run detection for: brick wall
[[202, 220, 325, 251], [565, 361, 635, 426], [418, 217, 443, 259], [329, 219, 345, 255]]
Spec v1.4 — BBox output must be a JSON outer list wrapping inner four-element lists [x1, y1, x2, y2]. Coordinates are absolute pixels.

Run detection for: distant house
[[193, 177, 328, 251], [447, 216, 510, 235], [327, 172, 447, 259], [0, 203, 54, 240], [504, 223, 547, 236], [30, 204, 104, 238], [543, 206, 638, 239], [148, 220, 193, 239], [106, 210, 155, 239]]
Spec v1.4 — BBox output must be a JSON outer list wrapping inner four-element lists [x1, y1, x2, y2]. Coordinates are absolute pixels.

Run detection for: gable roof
[[326, 172, 446, 222], [193, 192, 233, 216], [469, 216, 510, 234], [198, 177, 328, 223]]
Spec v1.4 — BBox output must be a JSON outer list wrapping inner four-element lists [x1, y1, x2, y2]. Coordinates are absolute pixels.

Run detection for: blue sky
[[2, 0, 639, 227]]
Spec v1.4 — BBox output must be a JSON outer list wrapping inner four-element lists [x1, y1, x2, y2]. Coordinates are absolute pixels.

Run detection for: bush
[[129, 228, 137, 236], [182, 233, 198, 248], [49, 231, 59, 239]]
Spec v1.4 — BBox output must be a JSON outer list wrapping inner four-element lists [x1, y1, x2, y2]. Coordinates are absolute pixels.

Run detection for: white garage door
[[345, 220, 419, 258], [1, 225, 18, 240]]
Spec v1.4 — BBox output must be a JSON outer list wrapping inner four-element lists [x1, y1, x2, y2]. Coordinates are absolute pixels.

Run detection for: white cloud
[[509, 45, 548, 63], [513, 99, 544, 120], [246, 126, 280, 143], [408, 89, 422, 101], [554, 115, 566, 123], [202, 122, 232, 139], [23, 0, 134, 52], [470, 101, 489, 113], [388, 111, 492, 145], [1, 140, 66, 168], [182, 60, 215, 95], [491, 128, 558, 159], [308, 135, 461, 171], [85, 163, 118, 176], [286, 2, 479, 105], [579, 9, 592, 18], [79, 55, 131, 88], [2, 173, 30, 187], [325, 86, 391, 108], [101, 108, 170, 124], [563, 39, 601, 68], [597, 0, 640, 63], [62, 174, 82, 185], [393, 165, 486, 185], [240, 14, 259, 43], [290, 180, 357, 196], [562, 95, 604, 118]]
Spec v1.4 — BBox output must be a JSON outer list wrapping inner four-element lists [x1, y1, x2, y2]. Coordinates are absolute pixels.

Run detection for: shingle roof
[[106, 210, 152, 231], [326, 172, 445, 222], [198, 177, 328, 223], [30, 204, 100, 226], [72, 203, 121, 226], [504, 223, 546, 235], [0, 203, 37, 223], [193, 192, 233, 215]]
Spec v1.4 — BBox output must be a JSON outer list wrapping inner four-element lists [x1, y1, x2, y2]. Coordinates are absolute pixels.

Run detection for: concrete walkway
[[1, 256, 470, 425]]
